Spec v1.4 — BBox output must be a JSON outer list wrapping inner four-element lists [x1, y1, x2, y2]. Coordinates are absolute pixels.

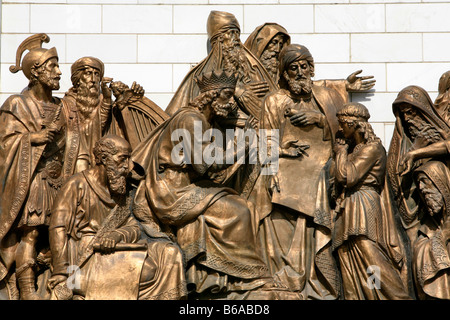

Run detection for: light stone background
[[1, 1, 450, 148]]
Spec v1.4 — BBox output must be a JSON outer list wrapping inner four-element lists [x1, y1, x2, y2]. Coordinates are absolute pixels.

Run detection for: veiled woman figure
[[332, 102, 411, 300]]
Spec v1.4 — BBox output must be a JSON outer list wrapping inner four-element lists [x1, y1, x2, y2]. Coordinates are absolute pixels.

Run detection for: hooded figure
[[413, 160, 450, 300], [387, 85, 450, 247]]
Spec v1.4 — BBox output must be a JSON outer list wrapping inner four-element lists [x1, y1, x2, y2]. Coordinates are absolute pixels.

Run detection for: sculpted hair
[[93, 138, 119, 164], [338, 102, 381, 144], [188, 89, 221, 112]]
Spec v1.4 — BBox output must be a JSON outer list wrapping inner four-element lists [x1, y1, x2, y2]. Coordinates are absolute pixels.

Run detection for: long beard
[[406, 116, 441, 144], [211, 99, 236, 118], [421, 186, 444, 216], [285, 74, 313, 95], [260, 49, 279, 80], [106, 163, 128, 196], [222, 41, 244, 75], [76, 83, 100, 120]]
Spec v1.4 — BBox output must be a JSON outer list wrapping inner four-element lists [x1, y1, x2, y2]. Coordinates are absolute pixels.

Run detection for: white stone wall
[[2, 1, 450, 147]]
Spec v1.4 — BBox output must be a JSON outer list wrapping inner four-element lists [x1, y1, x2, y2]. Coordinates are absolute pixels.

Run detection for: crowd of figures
[[0, 11, 449, 300]]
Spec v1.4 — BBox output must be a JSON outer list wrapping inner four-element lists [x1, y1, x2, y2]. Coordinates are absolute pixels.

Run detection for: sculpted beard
[[211, 98, 236, 118], [222, 39, 244, 75], [260, 49, 279, 80], [38, 70, 60, 90], [283, 71, 313, 95], [405, 114, 441, 144], [421, 185, 444, 216], [76, 81, 100, 119], [105, 158, 128, 195]]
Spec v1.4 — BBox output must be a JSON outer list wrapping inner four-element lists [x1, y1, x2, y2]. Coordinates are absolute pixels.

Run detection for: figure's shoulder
[[63, 172, 88, 189], [359, 141, 386, 158], [265, 89, 290, 104], [1, 93, 26, 112]]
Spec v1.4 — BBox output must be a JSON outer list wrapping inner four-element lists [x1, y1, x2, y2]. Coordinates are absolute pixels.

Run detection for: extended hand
[[238, 81, 270, 98], [346, 70, 376, 92], [398, 151, 416, 176], [280, 139, 310, 158]]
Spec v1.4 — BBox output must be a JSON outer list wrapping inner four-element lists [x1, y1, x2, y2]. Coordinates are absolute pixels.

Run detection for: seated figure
[[47, 134, 187, 300]]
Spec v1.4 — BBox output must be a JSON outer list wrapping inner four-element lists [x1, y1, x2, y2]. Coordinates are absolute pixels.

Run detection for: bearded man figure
[[244, 23, 376, 102], [48, 135, 187, 300], [132, 70, 271, 299], [0, 34, 65, 299], [61, 56, 114, 177], [249, 44, 345, 299], [165, 11, 276, 126], [413, 161, 450, 300], [387, 85, 450, 248]]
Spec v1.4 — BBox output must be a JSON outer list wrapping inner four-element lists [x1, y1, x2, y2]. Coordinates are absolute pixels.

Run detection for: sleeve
[[335, 144, 379, 188], [111, 215, 141, 244]]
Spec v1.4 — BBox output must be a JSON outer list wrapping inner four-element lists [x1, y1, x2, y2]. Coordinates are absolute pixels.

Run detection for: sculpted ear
[[30, 66, 39, 79]]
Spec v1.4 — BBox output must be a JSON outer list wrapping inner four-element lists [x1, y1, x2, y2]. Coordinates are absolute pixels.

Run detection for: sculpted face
[[417, 174, 444, 217], [221, 28, 240, 47], [265, 34, 286, 57], [79, 66, 101, 96], [261, 34, 286, 80], [103, 138, 132, 196], [338, 119, 357, 140], [36, 57, 61, 91], [211, 88, 236, 118], [283, 58, 313, 95]]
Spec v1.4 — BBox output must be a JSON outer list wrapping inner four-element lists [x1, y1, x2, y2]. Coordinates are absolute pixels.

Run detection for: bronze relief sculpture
[[0, 8, 449, 300]]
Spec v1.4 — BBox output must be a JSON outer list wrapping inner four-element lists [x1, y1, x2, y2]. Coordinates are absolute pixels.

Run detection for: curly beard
[[106, 160, 128, 196], [75, 82, 100, 120], [222, 40, 245, 76], [211, 99, 236, 118], [260, 49, 279, 81], [421, 185, 444, 216], [283, 71, 313, 95]]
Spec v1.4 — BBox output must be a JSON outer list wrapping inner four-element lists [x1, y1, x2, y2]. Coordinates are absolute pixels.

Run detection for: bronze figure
[[249, 44, 344, 299], [62, 56, 114, 176], [413, 161, 450, 300], [165, 11, 276, 127], [244, 22, 376, 102], [132, 70, 271, 299], [0, 34, 64, 300], [333, 102, 411, 299], [47, 134, 187, 300], [387, 85, 450, 247]]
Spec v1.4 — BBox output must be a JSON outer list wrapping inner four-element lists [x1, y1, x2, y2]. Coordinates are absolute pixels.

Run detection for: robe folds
[[49, 170, 187, 300], [249, 85, 345, 299], [0, 88, 66, 280], [333, 141, 411, 300], [132, 107, 269, 294]]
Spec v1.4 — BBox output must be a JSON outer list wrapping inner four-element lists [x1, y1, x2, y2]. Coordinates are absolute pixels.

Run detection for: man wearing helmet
[[0, 34, 65, 299]]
